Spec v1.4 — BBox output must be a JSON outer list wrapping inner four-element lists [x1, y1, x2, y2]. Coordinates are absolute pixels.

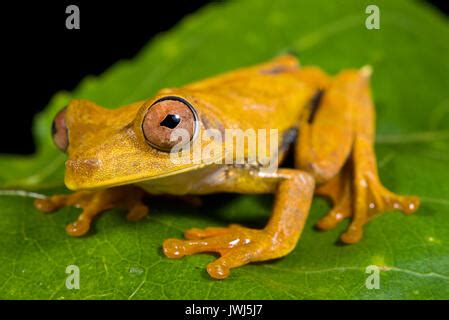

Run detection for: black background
[[0, 0, 447, 155]]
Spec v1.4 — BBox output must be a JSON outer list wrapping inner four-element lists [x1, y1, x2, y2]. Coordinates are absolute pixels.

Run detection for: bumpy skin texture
[[35, 55, 420, 279]]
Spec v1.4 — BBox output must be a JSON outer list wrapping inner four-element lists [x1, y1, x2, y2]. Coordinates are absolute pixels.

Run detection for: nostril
[[52, 106, 69, 152], [66, 158, 102, 169]]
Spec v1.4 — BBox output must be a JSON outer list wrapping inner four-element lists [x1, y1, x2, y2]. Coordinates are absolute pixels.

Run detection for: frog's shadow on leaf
[[148, 193, 273, 229]]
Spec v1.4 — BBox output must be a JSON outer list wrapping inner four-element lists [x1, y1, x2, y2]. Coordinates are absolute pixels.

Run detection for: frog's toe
[[315, 167, 352, 231], [316, 196, 351, 230], [368, 184, 420, 216], [34, 195, 69, 213], [183, 225, 240, 240], [206, 246, 257, 279], [340, 223, 363, 244], [163, 233, 235, 259], [126, 204, 149, 221], [66, 218, 91, 237], [34, 198, 58, 213]]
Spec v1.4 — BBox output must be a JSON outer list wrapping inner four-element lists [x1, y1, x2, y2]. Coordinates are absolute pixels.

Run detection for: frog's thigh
[[163, 169, 315, 279], [295, 71, 357, 183], [300, 70, 368, 230]]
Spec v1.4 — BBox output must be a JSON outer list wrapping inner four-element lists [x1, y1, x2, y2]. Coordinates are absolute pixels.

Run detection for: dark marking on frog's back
[[260, 65, 294, 75], [308, 89, 324, 124], [279, 127, 298, 153]]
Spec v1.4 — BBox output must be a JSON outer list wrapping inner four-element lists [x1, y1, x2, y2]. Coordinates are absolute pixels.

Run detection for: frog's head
[[52, 92, 224, 190]]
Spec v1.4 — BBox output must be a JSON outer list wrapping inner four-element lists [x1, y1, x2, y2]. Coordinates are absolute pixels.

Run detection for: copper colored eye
[[142, 97, 198, 152], [52, 107, 68, 152]]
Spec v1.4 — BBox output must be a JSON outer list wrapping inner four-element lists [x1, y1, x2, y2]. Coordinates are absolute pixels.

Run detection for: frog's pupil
[[160, 114, 181, 129]]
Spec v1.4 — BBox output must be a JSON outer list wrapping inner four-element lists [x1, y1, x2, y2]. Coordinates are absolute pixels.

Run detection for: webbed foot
[[315, 138, 420, 244], [163, 224, 286, 279]]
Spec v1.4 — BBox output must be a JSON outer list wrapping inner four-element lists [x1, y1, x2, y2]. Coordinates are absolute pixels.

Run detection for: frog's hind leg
[[34, 186, 148, 236], [339, 67, 420, 243], [297, 67, 420, 243], [295, 67, 356, 230], [315, 162, 353, 230]]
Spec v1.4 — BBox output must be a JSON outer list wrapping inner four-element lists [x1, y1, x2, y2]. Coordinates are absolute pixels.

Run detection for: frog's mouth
[[63, 160, 208, 191], [63, 142, 226, 191]]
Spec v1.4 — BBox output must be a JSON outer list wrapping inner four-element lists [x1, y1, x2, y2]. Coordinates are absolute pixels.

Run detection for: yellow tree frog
[[35, 55, 420, 279]]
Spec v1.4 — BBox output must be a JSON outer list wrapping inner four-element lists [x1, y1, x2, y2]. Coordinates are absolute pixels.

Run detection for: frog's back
[[171, 55, 318, 134]]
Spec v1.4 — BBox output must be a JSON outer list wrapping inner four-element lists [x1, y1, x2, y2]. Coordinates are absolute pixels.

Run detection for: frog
[[35, 54, 420, 279]]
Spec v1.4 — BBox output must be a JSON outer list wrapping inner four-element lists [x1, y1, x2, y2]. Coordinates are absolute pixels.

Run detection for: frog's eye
[[52, 107, 69, 152], [142, 97, 198, 152]]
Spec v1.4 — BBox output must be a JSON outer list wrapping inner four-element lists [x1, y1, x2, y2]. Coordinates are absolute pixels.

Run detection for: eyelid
[[149, 96, 199, 120]]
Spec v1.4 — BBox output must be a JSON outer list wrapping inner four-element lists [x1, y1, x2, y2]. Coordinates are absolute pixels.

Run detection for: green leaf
[[1, 0, 449, 299]]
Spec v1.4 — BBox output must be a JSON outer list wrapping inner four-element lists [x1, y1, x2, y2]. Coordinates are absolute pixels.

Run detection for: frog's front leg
[[163, 169, 315, 279], [34, 186, 148, 236]]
